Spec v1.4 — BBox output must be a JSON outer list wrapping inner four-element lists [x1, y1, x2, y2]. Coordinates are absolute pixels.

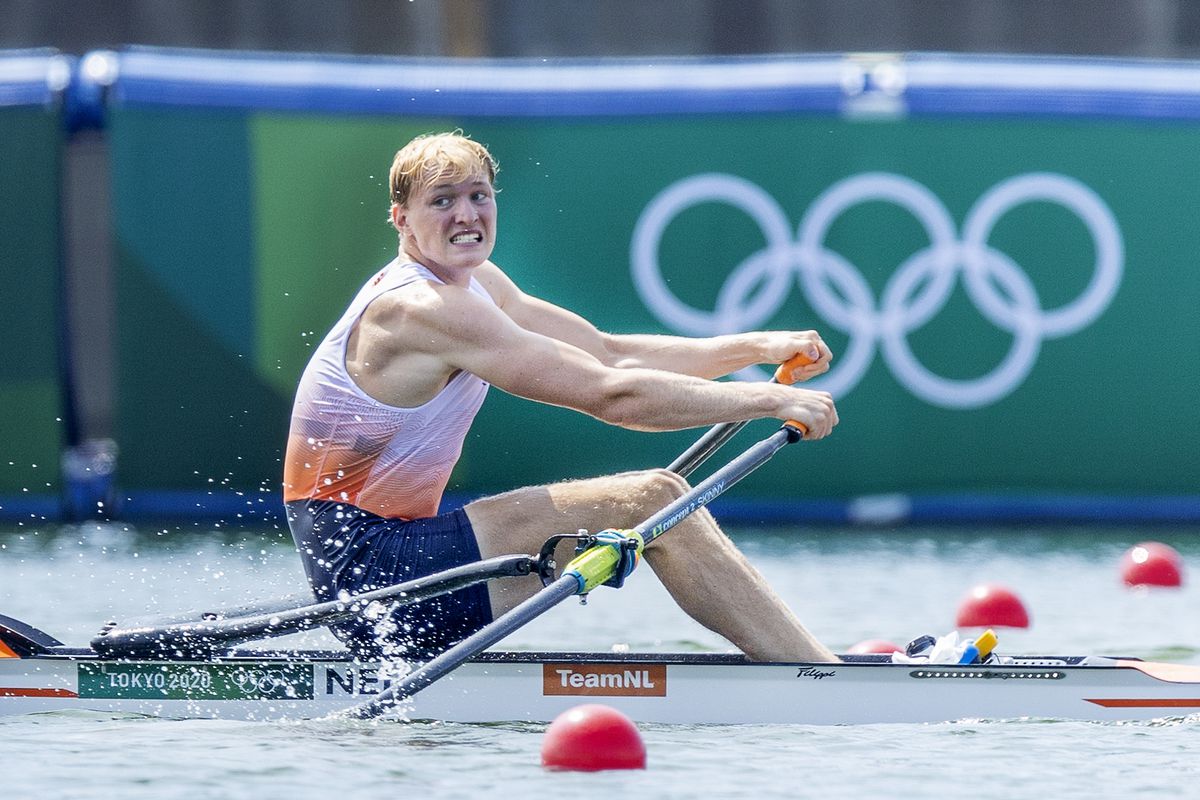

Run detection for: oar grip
[[772, 352, 816, 386], [783, 420, 809, 437]]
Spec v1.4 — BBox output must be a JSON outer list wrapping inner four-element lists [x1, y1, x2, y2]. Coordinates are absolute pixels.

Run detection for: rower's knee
[[638, 468, 691, 505], [635, 469, 725, 551], [466, 469, 695, 556]]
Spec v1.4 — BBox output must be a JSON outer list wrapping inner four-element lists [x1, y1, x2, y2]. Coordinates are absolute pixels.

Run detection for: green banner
[[78, 661, 314, 701], [109, 109, 1198, 500], [0, 107, 64, 496]]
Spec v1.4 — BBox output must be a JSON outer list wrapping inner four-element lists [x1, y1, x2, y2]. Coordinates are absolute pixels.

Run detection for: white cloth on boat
[[890, 631, 986, 664]]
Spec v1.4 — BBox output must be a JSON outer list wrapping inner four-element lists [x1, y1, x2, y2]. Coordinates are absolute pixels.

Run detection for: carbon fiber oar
[[90, 555, 534, 659], [347, 420, 806, 719]]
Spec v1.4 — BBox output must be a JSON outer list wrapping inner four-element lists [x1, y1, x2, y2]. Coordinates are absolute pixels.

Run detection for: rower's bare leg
[[465, 469, 839, 663]]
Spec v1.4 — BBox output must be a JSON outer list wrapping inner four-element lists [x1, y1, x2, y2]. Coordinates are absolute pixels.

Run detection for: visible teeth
[[451, 232, 481, 244]]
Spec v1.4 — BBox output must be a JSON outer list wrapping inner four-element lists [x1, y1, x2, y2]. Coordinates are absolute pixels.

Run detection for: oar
[[90, 555, 534, 659], [347, 419, 808, 719], [668, 352, 814, 478]]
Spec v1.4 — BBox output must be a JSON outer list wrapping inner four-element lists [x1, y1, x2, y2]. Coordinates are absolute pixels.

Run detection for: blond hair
[[388, 131, 498, 207]]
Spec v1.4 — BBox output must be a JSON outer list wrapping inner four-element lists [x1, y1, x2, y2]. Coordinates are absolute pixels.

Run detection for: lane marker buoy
[[541, 703, 646, 772], [1121, 541, 1184, 588], [956, 583, 1030, 628]]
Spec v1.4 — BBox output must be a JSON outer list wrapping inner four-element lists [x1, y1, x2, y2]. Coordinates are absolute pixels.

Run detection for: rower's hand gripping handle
[[773, 351, 814, 437]]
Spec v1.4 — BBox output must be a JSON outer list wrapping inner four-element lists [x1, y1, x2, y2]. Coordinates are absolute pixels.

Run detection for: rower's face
[[394, 173, 497, 275]]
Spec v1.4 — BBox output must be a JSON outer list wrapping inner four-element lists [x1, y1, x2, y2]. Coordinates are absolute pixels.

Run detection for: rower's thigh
[[464, 469, 689, 560]]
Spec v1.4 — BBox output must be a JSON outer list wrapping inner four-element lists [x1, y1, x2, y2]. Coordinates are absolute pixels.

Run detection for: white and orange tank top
[[283, 259, 492, 519]]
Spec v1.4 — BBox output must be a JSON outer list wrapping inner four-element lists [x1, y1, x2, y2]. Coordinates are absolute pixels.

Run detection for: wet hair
[[388, 131, 498, 207]]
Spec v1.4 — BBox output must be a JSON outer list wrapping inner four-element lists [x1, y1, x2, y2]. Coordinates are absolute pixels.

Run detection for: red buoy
[[541, 704, 646, 771], [848, 639, 901, 655], [1121, 541, 1184, 588], [955, 583, 1030, 628]]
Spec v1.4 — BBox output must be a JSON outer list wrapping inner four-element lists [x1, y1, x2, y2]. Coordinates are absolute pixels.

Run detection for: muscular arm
[[353, 275, 837, 437], [475, 262, 831, 383]]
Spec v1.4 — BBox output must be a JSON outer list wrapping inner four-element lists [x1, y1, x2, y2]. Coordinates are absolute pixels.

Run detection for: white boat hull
[[4, 650, 1199, 724]]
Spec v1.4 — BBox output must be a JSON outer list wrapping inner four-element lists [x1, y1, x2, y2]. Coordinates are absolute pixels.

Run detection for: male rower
[[283, 131, 841, 663]]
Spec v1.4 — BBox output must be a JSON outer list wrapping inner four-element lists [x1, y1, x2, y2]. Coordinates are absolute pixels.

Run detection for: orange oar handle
[[772, 351, 816, 386], [784, 419, 810, 436]]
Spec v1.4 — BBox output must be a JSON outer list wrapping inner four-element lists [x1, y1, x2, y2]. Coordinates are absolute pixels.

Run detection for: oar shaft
[[666, 419, 750, 478], [642, 425, 800, 545], [347, 574, 580, 718], [92, 555, 534, 658]]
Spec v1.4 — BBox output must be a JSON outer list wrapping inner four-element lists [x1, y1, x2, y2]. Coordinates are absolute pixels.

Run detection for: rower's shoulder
[[473, 261, 521, 307], [363, 273, 507, 342], [360, 278, 440, 324]]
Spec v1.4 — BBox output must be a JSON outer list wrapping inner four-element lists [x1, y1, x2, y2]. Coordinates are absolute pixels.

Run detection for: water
[[2, 522, 1199, 798]]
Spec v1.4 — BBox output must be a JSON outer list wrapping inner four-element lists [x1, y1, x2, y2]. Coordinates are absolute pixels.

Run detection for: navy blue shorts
[[286, 499, 494, 659]]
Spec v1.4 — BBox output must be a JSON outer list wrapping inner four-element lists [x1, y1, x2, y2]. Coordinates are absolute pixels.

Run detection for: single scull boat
[[4, 613, 1199, 724]]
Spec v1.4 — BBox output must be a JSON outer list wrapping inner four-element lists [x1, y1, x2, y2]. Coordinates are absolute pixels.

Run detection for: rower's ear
[[390, 203, 406, 234]]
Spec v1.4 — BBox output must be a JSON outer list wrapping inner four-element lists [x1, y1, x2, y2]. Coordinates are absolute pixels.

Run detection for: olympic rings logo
[[631, 172, 1123, 409]]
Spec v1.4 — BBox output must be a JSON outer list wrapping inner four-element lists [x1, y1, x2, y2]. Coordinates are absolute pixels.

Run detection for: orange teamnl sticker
[[543, 663, 667, 697]]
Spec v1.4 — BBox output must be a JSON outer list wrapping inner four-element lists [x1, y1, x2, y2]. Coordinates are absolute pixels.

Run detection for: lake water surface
[[2, 521, 1197, 798]]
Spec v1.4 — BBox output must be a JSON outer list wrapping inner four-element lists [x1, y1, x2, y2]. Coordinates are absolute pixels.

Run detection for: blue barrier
[[904, 53, 1200, 120], [68, 47, 1200, 121], [75, 47, 848, 117], [0, 49, 71, 107]]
